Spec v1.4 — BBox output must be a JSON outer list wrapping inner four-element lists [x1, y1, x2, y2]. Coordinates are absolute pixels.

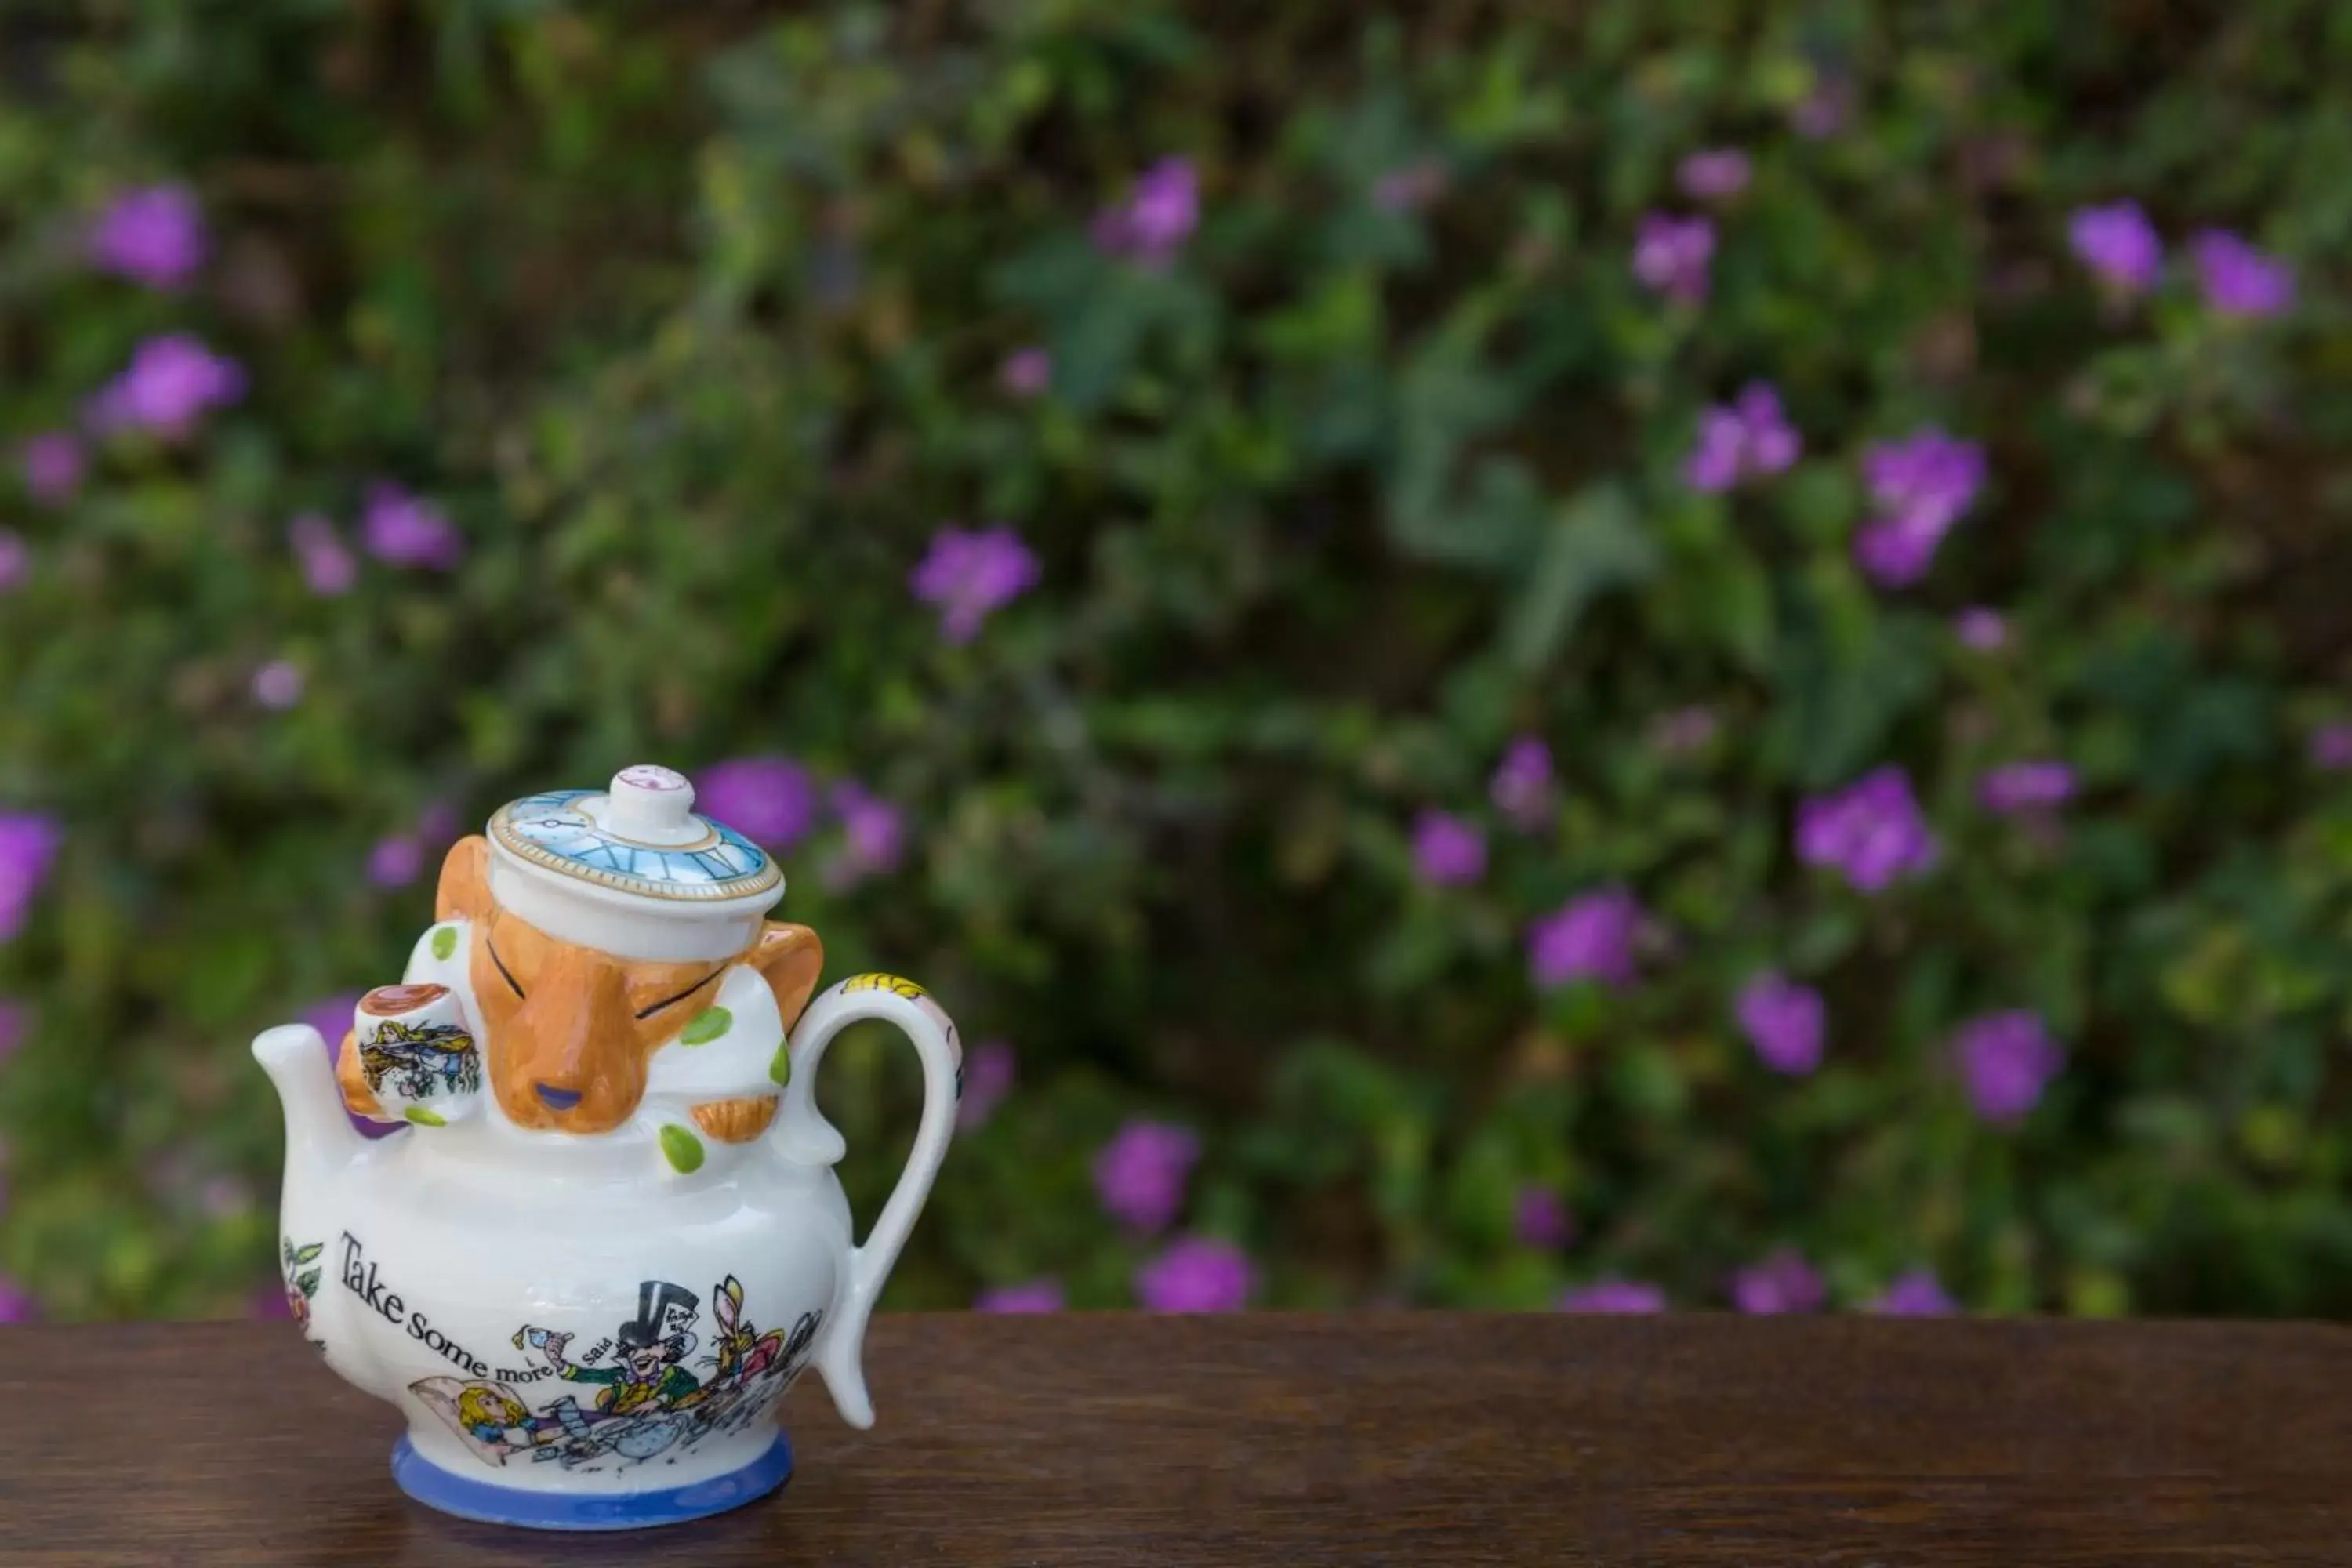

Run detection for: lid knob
[[603, 764, 698, 843]]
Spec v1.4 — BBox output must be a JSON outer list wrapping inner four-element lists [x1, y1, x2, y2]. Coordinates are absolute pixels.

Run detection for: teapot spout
[[252, 1023, 368, 1183]]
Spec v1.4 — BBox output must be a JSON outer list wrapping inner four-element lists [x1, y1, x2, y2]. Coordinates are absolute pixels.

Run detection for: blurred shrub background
[[2, 2, 2348, 1323]]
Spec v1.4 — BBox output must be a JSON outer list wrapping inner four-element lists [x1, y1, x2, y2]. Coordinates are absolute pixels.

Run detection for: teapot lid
[[483, 764, 786, 960]]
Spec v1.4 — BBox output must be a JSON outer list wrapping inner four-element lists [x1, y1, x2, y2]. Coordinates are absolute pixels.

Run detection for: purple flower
[[1740, 391, 1803, 475], [1135, 1235, 1254, 1312], [999, 347, 1051, 397], [1855, 429, 1987, 586], [1093, 158, 1200, 267], [695, 757, 818, 849], [1372, 160, 1446, 213], [416, 800, 462, 851], [1791, 73, 1853, 139], [1410, 808, 1486, 887], [1737, 971, 1825, 1076], [1093, 1120, 1200, 1234], [1796, 767, 1940, 893], [288, 513, 358, 597], [2310, 724, 2352, 771], [1979, 761, 2076, 815], [1951, 1010, 2063, 1123], [825, 782, 906, 890], [1489, 735, 1555, 830], [1557, 1279, 1665, 1314], [1632, 213, 1715, 303], [1954, 606, 2008, 651], [976, 1278, 1065, 1314], [0, 531, 26, 595], [303, 991, 402, 1141], [86, 333, 245, 441], [2190, 230, 2294, 320], [87, 184, 208, 289], [361, 483, 462, 571], [0, 1277, 38, 1323], [1685, 409, 1745, 493], [0, 812, 64, 943], [251, 660, 304, 710], [2068, 201, 2161, 295], [19, 432, 83, 506], [300, 993, 363, 1046], [1853, 522, 1945, 586], [1684, 382, 1801, 492], [909, 524, 1040, 644], [1528, 887, 1644, 991], [368, 835, 423, 889], [1513, 1186, 1573, 1250], [201, 1174, 252, 1220], [1867, 1269, 1958, 1316], [957, 1039, 1016, 1130], [1677, 148, 1751, 201], [1651, 706, 1719, 756], [1733, 1249, 1824, 1315]]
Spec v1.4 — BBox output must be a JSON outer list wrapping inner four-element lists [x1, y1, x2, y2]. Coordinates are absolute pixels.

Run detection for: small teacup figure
[[354, 983, 482, 1127]]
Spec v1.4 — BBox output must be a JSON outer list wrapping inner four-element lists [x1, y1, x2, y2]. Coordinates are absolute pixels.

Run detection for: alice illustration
[[358, 1018, 480, 1101], [406, 1377, 564, 1466], [412, 1274, 821, 1474]]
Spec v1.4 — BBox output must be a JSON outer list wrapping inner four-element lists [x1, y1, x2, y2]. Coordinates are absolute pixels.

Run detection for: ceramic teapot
[[252, 764, 961, 1530]]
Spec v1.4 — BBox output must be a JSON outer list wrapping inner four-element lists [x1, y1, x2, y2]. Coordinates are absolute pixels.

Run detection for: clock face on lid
[[489, 775, 782, 905]]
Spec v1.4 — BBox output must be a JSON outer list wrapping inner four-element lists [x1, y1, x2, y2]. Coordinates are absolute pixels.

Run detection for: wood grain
[[2, 1313, 2347, 1565]]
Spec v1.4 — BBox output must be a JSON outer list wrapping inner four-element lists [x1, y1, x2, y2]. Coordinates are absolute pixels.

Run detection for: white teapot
[[252, 764, 961, 1530]]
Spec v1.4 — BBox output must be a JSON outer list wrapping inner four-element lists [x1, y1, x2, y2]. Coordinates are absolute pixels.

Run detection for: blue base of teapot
[[390, 1432, 793, 1530]]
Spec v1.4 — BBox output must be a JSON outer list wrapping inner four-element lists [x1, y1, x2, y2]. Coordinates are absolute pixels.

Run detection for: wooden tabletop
[[2, 1312, 2347, 1565]]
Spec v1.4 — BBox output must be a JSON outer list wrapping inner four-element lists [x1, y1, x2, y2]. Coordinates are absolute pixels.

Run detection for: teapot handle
[[771, 974, 962, 1430]]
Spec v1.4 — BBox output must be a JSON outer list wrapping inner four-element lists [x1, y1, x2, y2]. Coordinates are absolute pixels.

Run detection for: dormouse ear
[[437, 835, 494, 924], [748, 922, 825, 1031]]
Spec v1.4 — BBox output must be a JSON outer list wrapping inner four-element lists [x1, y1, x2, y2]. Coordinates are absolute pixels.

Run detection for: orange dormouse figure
[[332, 764, 823, 1142]]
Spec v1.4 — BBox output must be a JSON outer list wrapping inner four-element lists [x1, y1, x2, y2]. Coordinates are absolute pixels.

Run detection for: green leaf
[[660, 1124, 706, 1174], [1503, 485, 1661, 671], [292, 1242, 324, 1265], [680, 1007, 733, 1045], [295, 1269, 321, 1299], [768, 1043, 793, 1087], [1767, 591, 1938, 788], [430, 927, 457, 960], [1387, 453, 1546, 568], [404, 1106, 446, 1127]]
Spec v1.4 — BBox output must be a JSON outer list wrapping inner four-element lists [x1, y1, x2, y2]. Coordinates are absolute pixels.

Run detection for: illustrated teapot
[[252, 764, 962, 1530]]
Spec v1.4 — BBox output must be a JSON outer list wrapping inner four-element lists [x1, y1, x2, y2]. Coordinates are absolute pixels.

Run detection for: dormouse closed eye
[[485, 938, 525, 1000], [635, 968, 724, 1021]]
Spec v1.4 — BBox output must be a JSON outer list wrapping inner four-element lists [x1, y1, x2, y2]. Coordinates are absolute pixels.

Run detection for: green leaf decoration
[[292, 1242, 324, 1265], [767, 1043, 792, 1087], [679, 1007, 732, 1045], [296, 1269, 321, 1299], [405, 1105, 447, 1126], [430, 926, 458, 960], [660, 1124, 706, 1174]]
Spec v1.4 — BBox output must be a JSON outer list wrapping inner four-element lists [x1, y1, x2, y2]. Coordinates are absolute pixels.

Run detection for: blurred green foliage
[[3, 1, 2352, 1321]]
